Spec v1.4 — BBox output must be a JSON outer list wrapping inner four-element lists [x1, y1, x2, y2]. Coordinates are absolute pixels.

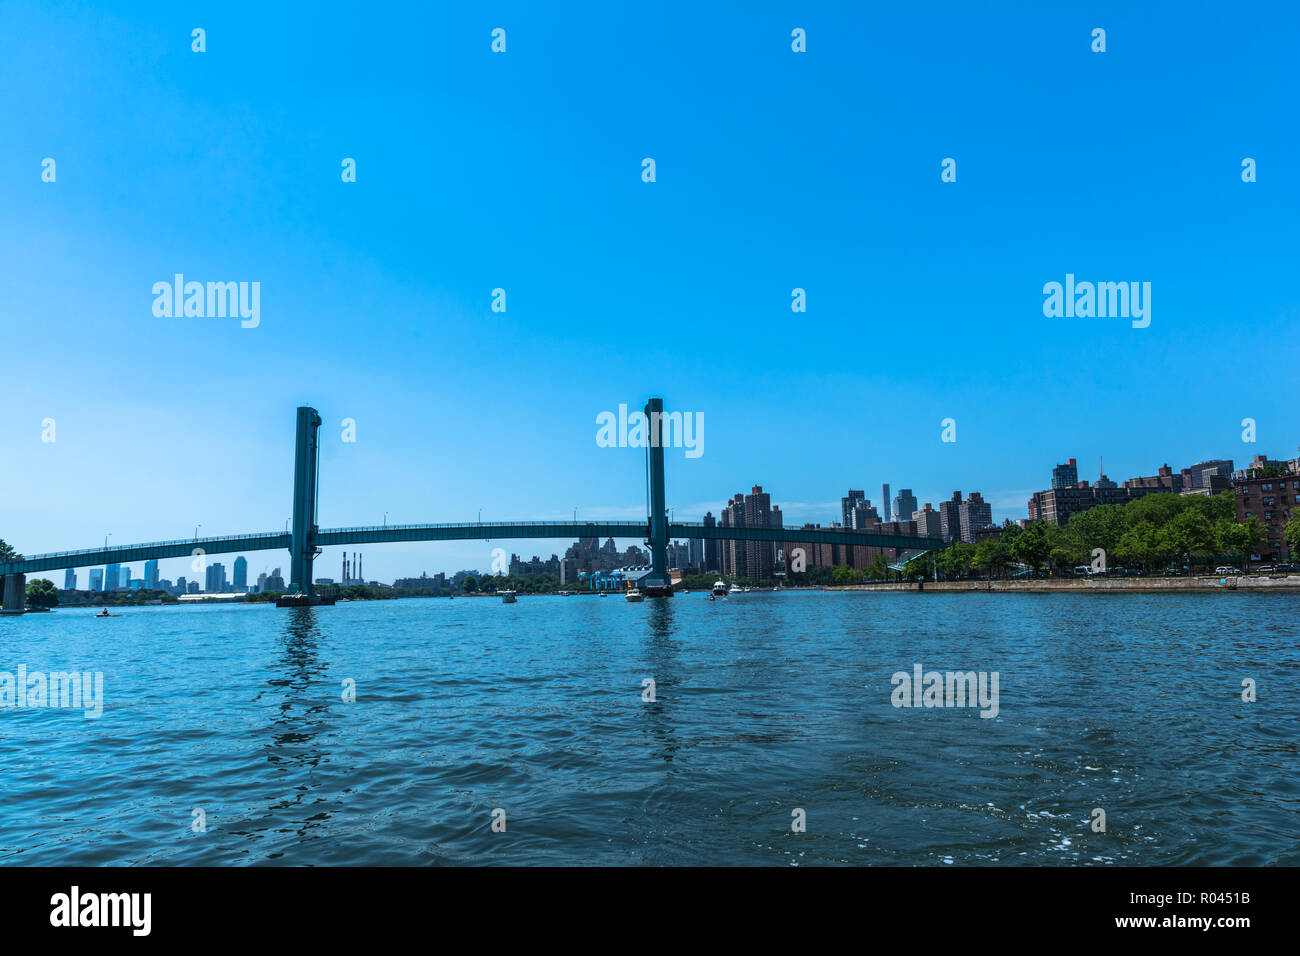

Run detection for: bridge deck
[[1, 522, 945, 575]]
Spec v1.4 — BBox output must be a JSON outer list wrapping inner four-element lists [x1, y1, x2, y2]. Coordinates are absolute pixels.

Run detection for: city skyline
[[37, 442, 1299, 588]]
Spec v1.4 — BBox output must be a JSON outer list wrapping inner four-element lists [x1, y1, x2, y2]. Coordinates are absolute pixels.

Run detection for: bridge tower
[[288, 406, 322, 598], [642, 397, 673, 596]]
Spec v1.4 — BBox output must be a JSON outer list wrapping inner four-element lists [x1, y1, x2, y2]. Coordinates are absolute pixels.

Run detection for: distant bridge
[[0, 399, 942, 610]]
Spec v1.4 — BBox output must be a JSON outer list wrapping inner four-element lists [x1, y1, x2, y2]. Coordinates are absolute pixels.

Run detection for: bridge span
[[0, 399, 942, 609]]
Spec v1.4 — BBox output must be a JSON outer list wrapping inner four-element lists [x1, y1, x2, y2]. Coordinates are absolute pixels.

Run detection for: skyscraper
[[882, 484, 891, 522], [841, 490, 865, 528], [64, 568, 76, 590], [892, 488, 918, 523], [703, 511, 720, 573], [233, 556, 248, 591], [105, 563, 121, 592], [205, 562, 227, 593], [89, 568, 103, 591], [144, 559, 159, 590], [118, 566, 131, 589]]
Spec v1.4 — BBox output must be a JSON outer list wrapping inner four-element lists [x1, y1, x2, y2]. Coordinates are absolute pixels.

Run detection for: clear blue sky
[[2, 1, 1297, 583]]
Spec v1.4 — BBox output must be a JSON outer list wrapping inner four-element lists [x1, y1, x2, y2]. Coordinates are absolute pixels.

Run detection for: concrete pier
[[1, 573, 27, 614]]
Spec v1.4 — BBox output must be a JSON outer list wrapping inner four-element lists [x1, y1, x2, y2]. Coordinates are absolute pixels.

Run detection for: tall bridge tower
[[642, 397, 672, 596], [288, 406, 322, 599]]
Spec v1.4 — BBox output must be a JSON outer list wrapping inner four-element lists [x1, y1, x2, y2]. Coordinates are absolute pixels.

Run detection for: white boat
[[729, 584, 743, 595], [625, 588, 644, 603], [501, 590, 517, 603], [712, 580, 727, 597]]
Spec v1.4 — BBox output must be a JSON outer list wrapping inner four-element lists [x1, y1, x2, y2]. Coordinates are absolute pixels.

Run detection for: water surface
[[1, 592, 1296, 865]]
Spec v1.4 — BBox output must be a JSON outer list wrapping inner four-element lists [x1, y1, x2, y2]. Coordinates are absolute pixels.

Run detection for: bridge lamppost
[[383, 512, 388, 528], [105, 533, 111, 549]]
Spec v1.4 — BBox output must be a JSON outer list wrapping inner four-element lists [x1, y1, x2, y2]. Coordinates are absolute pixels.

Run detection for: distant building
[[938, 493, 963, 542], [1235, 470, 1298, 561], [64, 568, 76, 590], [1181, 459, 1234, 490], [264, 568, 286, 591], [959, 492, 994, 543], [720, 486, 783, 582], [105, 563, 121, 592], [841, 490, 865, 529], [913, 504, 943, 540], [205, 562, 227, 593], [1051, 458, 1079, 490], [881, 484, 892, 522], [702, 511, 720, 573], [891, 489, 918, 524], [144, 558, 159, 590], [118, 566, 131, 589], [176, 575, 187, 595], [89, 568, 103, 591], [1123, 464, 1183, 496], [233, 556, 248, 591], [851, 500, 880, 531]]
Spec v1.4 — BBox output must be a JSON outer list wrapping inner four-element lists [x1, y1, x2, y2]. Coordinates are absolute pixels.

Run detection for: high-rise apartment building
[[1052, 458, 1079, 490], [105, 563, 121, 592], [881, 484, 892, 522], [144, 559, 159, 590], [720, 487, 782, 582], [913, 504, 943, 540], [89, 568, 103, 591], [938, 493, 962, 542], [64, 568, 76, 590], [233, 556, 248, 591], [959, 492, 994, 543]]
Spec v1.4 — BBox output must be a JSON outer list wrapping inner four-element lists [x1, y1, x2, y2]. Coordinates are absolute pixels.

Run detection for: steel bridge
[[0, 399, 943, 609]]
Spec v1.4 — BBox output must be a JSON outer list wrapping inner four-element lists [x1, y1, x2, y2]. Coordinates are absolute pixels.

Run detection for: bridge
[[0, 398, 944, 610]]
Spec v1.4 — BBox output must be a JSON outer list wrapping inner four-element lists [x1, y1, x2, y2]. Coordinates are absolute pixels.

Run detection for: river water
[[1, 592, 1296, 865]]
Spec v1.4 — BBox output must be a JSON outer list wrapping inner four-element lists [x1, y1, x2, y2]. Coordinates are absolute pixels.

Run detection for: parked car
[[1257, 565, 1277, 573], [1214, 566, 1242, 575]]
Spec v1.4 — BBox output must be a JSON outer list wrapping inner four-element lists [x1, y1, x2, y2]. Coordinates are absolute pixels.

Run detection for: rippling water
[[1, 592, 1297, 865]]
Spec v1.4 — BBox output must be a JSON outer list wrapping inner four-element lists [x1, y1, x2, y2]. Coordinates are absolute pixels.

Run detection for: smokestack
[[359, 554, 363, 582]]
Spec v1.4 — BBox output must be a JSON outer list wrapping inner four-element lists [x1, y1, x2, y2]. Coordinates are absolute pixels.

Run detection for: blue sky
[[2, 1, 1297, 583]]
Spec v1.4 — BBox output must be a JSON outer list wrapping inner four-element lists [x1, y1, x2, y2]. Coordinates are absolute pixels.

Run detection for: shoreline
[[824, 574, 1300, 593]]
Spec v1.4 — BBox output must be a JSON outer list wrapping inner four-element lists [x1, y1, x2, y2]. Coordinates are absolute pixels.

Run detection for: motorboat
[[501, 590, 517, 603], [712, 580, 727, 597], [729, 584, 743, 595], [625, 588, 644, 603]]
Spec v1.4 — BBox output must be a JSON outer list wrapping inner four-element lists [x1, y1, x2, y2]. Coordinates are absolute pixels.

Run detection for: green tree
[[0, 539, 19, 563], [1009, 522, 1051, 573], [462, 574, 478, 593], [25, 578, 58, 608], [1287, 514, 1300, 560], [866, 554, 892, 581]]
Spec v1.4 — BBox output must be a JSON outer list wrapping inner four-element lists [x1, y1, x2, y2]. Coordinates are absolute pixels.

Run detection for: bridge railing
[[7, 531, 288, 564]]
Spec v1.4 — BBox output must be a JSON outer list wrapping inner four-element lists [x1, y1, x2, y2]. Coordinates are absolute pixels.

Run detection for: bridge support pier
[[2, 573, 27, 614], [287, 406, 324, 601], [642, 397, 673, 597]]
